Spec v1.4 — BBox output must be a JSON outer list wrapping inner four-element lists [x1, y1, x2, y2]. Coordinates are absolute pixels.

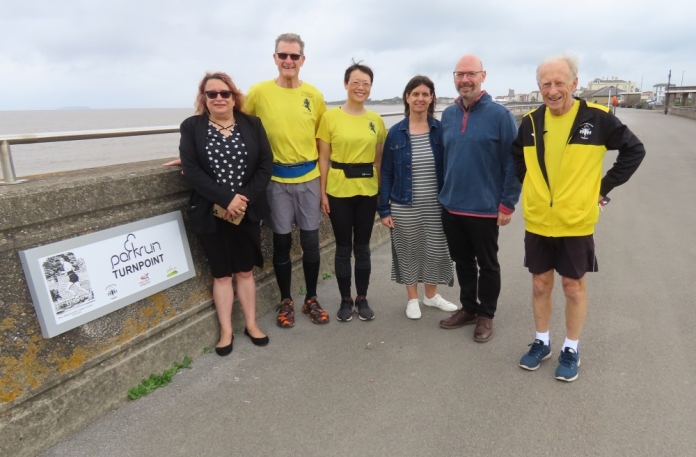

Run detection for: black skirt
[[197, 217, 263, 277]]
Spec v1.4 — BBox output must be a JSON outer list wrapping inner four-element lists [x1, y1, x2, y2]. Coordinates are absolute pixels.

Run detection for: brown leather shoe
[[473, 317, 493, 342], [439, 309, 478, 329]]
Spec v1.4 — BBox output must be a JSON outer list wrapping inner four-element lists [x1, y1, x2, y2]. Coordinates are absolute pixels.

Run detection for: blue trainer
[[519, 339, 552, 370], [554, 347, 581, 382]]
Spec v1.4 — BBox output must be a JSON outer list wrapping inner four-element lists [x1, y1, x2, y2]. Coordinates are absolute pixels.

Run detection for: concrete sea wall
[[0, 159, 389, 457], [670, 106, 696, 121]]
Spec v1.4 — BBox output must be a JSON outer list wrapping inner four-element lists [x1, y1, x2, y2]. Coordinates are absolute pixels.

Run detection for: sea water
[[0, 105, 409, 177]]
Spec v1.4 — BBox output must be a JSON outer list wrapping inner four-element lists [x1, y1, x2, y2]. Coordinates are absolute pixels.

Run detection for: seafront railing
[[0, 105, 545, 185], [0, 114, 409, 184], [0, 126, 181, 184]]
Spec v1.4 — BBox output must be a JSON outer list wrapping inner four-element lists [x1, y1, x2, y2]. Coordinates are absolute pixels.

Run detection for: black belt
[[331, 161, 374, 178], [330, 162, 373, 170]]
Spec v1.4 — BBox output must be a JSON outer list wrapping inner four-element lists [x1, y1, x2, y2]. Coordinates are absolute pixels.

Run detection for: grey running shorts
[[265, 177, 321, 234]]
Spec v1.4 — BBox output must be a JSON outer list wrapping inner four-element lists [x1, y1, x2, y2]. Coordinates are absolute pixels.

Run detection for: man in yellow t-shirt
[[245, 33, 328, 328]]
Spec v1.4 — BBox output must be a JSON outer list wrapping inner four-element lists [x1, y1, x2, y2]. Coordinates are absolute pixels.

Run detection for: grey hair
[[275, 33, 305, 54], [536, 53, 579, 84]]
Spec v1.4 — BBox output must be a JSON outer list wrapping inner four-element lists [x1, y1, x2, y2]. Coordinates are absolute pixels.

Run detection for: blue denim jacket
[[378, 116, 444, 218]]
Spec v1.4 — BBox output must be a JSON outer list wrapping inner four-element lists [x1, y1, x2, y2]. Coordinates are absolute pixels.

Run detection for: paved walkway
[[42, 109, 696, 457]]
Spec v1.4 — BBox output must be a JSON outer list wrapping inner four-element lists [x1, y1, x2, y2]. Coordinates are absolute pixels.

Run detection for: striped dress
[[390, 133, 454, 286]]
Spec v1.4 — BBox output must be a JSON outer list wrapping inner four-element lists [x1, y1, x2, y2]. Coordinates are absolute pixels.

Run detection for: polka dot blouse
[[205, 125, 248, 193]]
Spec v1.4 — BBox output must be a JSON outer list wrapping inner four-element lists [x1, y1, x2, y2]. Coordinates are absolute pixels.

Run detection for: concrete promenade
[[41, 109, 696, 456]]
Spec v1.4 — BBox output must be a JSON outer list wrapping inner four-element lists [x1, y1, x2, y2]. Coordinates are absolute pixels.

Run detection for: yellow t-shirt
[[245, 80, 327, 183], [316, 107, 386, 198], [543, 100, 580, 194]]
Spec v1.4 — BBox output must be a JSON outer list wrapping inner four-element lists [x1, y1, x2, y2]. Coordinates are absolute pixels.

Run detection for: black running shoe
[[336, 296, 354, 322], [355, 295, 375, 321]]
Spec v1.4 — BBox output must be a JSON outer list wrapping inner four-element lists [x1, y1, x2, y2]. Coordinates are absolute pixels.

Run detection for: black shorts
[[197, 217, 263, 278], [524, 231, 598, 280]]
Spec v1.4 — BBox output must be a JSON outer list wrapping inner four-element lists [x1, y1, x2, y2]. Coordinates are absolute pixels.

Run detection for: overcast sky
[[1, 0, 695, 110]]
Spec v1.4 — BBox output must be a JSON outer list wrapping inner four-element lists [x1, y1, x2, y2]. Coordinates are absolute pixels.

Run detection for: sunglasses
[[205, 90, 232, 99], [276, 53, 302, 61]]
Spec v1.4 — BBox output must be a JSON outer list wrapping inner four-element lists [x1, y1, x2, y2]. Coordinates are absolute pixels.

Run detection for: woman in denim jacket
[[378, 76, 457, 319]]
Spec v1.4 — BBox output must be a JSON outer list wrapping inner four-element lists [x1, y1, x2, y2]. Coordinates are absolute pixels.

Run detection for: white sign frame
[[19, 211, 196, 338]]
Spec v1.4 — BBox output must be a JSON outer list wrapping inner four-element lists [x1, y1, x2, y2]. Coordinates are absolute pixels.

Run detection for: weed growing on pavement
[[203, 346, 213, 354], [128, 356, 192, 400], [322, 272, 332, 280], [299, 285, 307, 295]]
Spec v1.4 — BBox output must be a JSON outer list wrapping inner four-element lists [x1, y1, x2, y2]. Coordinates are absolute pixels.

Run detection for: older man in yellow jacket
[[512, 53, 645, 382]]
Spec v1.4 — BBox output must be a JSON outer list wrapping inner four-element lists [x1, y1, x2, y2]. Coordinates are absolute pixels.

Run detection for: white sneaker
[[405, 299, 421, 319], [422, 294, 458, 312]]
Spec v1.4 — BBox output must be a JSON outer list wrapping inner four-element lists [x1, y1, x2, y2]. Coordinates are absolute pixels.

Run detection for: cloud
[[1, 0, 695, 110]]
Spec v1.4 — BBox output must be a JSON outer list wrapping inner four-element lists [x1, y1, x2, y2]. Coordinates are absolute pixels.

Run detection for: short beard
[[459, 86, 480, 104]]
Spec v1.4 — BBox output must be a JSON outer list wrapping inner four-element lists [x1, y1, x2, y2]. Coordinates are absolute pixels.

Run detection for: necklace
[[209, 119, 236, 132]]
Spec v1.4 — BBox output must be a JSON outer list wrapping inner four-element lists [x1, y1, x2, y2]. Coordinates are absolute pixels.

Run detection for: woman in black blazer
[[179, 72, 273, 356]]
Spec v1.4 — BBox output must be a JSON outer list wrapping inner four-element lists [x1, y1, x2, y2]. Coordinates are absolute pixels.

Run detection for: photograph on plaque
[[42, 252, 95, 320]]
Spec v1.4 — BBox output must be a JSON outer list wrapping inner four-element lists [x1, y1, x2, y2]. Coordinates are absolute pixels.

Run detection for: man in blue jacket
[[438, 54, 521, 342]]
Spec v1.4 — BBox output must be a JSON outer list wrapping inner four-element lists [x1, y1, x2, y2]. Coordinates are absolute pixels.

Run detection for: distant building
[[437, 97, 456, 105], [494, 89, 516, 104], [578, 86, 625, 105], [641, 91, 653, 101], [495, 90, 542, 104], [653, 83, 676, 103], [577, 88, 599, 100], [588, 77, 637, 92], [618, 92, 642, 106]]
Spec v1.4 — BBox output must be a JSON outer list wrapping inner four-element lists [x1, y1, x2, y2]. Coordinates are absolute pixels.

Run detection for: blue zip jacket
[[378, 116, 444, 218], [439, 92, 521, 216]]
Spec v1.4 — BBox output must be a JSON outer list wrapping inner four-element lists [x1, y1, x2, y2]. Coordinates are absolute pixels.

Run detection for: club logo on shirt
[[303, 98, 311, 113], [368, 121, 376, 135], [579, 123, 593, 140]]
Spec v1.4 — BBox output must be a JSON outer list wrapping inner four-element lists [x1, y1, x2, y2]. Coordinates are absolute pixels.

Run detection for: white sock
[[535, 331, 550, 346], [563, 338, 579, 352]]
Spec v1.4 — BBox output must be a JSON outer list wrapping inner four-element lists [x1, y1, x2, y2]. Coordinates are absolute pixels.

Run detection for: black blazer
[[179, 112, 273, 234]]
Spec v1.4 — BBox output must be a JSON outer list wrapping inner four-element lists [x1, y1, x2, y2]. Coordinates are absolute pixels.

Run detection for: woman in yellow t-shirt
[[317, 62, 386, 323]]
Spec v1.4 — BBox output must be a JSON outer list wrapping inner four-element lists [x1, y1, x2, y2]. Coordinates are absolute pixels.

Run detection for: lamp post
[[682, 70, 686, 86], [664, 70, 671, 115]]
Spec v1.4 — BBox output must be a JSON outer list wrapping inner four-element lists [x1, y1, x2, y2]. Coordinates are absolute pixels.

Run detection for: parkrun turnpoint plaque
[[19, 211, 195, 338]]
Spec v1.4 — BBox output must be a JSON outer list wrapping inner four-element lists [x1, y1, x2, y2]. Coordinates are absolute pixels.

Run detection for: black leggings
[[327, 195, 377, 298]]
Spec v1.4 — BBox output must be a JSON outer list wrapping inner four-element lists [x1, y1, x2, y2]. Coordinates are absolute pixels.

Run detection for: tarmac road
[[41, 109, 696, 457]]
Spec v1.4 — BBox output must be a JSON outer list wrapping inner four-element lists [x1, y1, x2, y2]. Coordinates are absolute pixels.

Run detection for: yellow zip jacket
[[511, 99, 645, 237]]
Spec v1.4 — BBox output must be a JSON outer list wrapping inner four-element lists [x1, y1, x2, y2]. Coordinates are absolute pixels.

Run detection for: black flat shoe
[[215, 335, 234, 356], [244, 328, 269, 347]]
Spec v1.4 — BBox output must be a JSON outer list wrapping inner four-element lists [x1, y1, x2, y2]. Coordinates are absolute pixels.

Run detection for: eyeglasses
[[276, 53, 302, 61], [205, 90, 232, 99], [349, 81, 372, 89], [453, 71, 484, 80]]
